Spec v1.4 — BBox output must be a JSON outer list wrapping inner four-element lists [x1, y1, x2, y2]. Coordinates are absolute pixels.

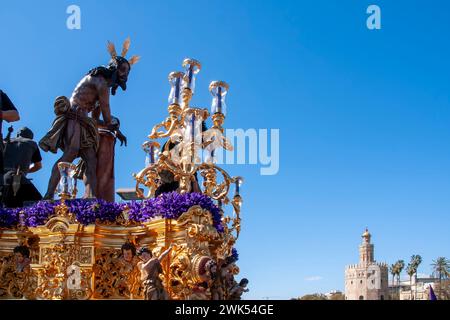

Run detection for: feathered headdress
[[107, 37, 140, 66]]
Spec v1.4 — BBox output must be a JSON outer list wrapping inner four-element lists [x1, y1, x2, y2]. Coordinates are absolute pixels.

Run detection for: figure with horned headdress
[[39, 38, 140, 200]]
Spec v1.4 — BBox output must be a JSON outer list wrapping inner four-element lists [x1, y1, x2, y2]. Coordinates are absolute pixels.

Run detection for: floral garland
[[127, 192, 224, 233], [20, 201, 58, 227], [0, 192, 223, 232], [0, 207, 20, 228], [67, 199, 124, 225]]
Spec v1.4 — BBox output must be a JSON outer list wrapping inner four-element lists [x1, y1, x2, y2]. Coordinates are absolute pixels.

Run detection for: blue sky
[[1, 0, 449, 299]]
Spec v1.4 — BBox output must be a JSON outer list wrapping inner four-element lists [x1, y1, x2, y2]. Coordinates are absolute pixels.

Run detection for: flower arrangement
[[231, 248, 239, 262], [21, 201, 58, 227], [127, 192, 224, 233], [67, 199, 124, 225], [0, 192, 223, 232], [0, 207, 20, 228]]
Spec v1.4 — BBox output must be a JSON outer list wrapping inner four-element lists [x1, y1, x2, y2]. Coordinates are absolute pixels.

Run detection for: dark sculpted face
[[139, 252, 152, 262], [117, 62, 130, 90], [111, 60, 131, 95], [122, 249, 133, 263], [15, 252, 25, 264]]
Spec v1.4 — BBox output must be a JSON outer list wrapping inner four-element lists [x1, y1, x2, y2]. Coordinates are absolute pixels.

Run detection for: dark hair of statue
[[121, 242, 136, 256], [137, 247, 152, 257], [87, 57, 131, 96], [13, 245, 30, 258]]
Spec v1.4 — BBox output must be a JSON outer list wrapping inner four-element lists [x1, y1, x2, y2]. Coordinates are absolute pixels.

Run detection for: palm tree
[[390, 263, 397, 287], [406, 263, 415, 300], [411, 255, 422, 299], [397, 260, 405, 286], [431, 257, 450, 299], [406, 255, 422, 300], [396, 260, 405, 299]]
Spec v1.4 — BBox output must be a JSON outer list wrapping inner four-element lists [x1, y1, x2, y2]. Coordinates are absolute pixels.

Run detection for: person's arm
[[0, 92, 20, 122], [158, 245, 173, 262], [29, 161, 42, 173], [0, 110, 20, 122], [97, 82, 112, 126], [92, 104, 101, 124], [29, 148, 43, 173]]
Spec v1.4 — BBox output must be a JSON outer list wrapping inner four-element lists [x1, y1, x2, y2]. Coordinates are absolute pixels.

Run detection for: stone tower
[[344, 229, 389, 300]]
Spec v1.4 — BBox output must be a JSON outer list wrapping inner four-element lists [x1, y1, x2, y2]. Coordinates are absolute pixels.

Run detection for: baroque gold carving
[[93, 248, 142, 299], [34, 242, 92, 300], [0, 253, 37, 299]]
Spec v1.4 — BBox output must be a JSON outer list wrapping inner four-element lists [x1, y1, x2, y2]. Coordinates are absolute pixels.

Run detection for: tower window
[[360, 280, 363, 284]]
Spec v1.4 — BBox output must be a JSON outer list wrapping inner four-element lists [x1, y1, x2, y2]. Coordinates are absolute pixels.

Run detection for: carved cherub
[[229, 278, 249, 300]]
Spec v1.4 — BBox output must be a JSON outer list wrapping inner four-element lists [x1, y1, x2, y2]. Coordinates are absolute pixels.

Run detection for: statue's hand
[[116, 131, 127, 147], [107, 123, 119, 132]]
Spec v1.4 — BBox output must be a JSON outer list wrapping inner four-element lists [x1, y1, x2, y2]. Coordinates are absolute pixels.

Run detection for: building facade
[[389, 277, 437, 300], [345, 229, 389, 300]]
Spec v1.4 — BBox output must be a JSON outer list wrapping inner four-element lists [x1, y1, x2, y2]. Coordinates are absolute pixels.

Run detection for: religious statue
[[205, 259, 224, 300], [77, 115, 127, 201], [13, 245, 31, 273], [189, 282, 208, 300], [229, 278, 249, 300], [137, 245, 173, 300], [155, 136, 204, 197], [114, 242, 139, 297], [0, 245, 33, 298], [39, 38, 139, 199]]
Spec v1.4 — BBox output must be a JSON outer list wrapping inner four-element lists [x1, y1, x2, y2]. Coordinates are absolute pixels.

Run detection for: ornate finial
[[362, 228, 371, 241]]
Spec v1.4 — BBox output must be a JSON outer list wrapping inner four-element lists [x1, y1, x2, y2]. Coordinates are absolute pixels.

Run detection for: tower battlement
[[344, 229, 389, 300]]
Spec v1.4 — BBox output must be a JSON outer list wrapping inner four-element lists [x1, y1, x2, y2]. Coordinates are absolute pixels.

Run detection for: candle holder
[[209, 81, 229, 133], [57, 162, 78, 200], [182, 58, 201, 93], [233, 176, 243, 196], [135, 57, 242, 240], [209, 81, 229, 115], [168, 71, 184, 107], [143, 141, 161, 167], [181, 58, 201, 109], [133, 58, 245, 289]]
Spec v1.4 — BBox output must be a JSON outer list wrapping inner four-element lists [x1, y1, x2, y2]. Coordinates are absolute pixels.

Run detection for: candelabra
[[134, 57, 243, 242]]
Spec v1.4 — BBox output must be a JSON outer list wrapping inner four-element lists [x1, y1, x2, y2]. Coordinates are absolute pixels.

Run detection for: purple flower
[[67, 199, 124, 225], [231, 248, 239, 262], [22, 201, 58, 227], [0, 207, 20, 228], [1, 193, 224, 233], [127, 192, 224, 233]]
